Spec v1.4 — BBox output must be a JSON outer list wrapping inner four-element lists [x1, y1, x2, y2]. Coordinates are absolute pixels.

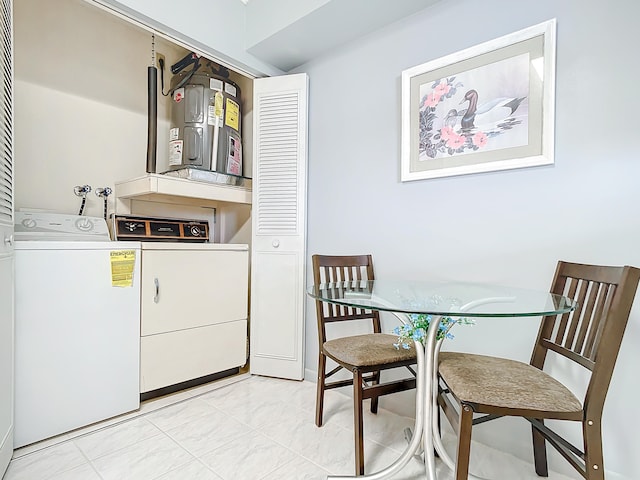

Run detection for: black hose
[[78, 196, 86, 216], [146, 66, 157, 174], [159, 58, 169, 97]]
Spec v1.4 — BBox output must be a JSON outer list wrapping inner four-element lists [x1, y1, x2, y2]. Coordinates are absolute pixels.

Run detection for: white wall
[[14, 0, 179, 219], [299, 0, 640, 479]]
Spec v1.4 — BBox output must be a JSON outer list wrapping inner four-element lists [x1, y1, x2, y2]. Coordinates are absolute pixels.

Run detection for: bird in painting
[[443, 109, 462, 128], [459, 89, 526, 129]]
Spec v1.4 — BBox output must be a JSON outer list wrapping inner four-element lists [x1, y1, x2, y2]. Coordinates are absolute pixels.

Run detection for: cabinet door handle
[[154, 278, 160, 303]]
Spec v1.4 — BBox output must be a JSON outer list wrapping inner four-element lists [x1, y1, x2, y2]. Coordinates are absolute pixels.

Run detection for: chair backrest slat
[[572, 280, 601, 354], [584, 284, 615, 361], [320, 263, 371, 318], [312, 254, 381, 345], [583, 283, 609, 358], [552, 279, 578, 344], [563, 279, 589, 349], [531, 262, 640, 418]]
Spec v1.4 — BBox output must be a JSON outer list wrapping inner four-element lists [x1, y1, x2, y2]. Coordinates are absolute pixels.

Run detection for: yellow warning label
[[110, 250, 136, 287], [225, 98, 240, 132]]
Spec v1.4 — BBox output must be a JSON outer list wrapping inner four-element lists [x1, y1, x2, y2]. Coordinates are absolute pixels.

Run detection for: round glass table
[[307, 279, 577, 480]]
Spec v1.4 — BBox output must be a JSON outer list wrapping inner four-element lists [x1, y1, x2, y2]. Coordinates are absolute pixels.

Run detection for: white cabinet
[[139, 243, 249, 393]]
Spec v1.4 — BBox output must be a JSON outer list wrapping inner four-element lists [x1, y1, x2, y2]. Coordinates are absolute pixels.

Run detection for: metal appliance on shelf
[[163, 53, 243, 177]]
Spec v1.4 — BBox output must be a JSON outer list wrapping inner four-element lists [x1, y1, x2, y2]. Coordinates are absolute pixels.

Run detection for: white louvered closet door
[[250, 73, 308, 379], [0, 0, 13, 475]]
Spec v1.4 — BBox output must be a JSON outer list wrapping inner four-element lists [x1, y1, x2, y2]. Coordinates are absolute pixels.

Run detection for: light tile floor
[[4, 375, 579, 480]]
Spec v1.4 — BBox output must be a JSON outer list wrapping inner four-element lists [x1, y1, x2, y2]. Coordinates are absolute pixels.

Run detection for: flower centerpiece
[[393, 314, 474, 349], [393, 292, 474, 350]]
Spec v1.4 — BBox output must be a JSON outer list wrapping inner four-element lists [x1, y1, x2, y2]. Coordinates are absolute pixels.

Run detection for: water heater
[[166, 70, 242, 176]]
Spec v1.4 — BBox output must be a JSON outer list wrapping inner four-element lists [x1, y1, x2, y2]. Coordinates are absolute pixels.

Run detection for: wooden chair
[[437, 261, 640, 480], [312, 254, 417, 475]]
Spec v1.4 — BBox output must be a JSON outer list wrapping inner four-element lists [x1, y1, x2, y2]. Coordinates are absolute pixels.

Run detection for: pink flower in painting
[[434, 80, 451, 96], [446, 134, 466, 149], [423, 92, 441, 108], [472, 132, 488, 148], [440, 126, 455, 141]]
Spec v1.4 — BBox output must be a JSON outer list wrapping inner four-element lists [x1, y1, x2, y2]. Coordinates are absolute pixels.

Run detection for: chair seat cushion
[[439, 352, 583, 416], [323, 333, 417, 369]]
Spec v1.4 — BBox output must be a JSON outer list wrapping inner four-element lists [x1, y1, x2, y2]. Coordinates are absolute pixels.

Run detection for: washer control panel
[[14, 212, 111, 241]]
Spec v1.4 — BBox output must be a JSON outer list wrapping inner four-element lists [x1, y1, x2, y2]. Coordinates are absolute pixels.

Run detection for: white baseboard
[[304, 367, 316, 383], [599, 470, 630, 480]]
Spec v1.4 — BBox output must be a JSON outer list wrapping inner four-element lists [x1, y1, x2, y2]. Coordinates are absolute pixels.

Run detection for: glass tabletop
[[307, 280, 576, 317]]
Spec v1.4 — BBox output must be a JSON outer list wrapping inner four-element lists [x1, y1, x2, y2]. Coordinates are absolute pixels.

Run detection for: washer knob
[[75, 217, 94, 232], [190, 225, 202, 236], [21, 218, 37, 229]]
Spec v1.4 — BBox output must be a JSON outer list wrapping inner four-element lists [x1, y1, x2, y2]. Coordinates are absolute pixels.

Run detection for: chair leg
[[583, 419, 605, 480], [316, 353, 327, 427], [370, 370, 381, 414], [532, 420, 548, 476], [354, 370, 365, 476], [454, 403, 474, 480]]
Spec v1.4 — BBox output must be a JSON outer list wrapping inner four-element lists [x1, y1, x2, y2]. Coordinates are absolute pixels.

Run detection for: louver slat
[[256, 92, 299, 234], [0, 0, 12, 226]]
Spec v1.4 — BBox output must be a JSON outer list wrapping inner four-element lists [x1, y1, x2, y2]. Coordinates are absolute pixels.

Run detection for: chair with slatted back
[[437, 261, 640, 480], [312, 254, 417, 475]]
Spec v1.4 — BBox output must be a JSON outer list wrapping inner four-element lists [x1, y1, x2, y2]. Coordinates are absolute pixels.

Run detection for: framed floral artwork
[[400, 19, 556, 181]]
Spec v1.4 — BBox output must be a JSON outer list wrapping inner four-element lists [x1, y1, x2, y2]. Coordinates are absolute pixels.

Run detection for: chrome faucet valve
[[74, 185, 92, 216]]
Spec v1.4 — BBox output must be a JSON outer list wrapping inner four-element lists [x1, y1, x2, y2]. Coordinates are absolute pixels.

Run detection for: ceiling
[[242, 0, 441, 71]]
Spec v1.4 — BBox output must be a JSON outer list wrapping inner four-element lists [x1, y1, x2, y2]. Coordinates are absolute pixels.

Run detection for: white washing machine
[[13, 213, 141, 447]]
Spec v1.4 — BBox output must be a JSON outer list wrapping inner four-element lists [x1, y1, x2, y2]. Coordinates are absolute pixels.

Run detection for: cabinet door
[[141, 248, 249, 336], [250, 73, 308, 380], [140, 320, 247, 392], [0, 0, 13, 475]]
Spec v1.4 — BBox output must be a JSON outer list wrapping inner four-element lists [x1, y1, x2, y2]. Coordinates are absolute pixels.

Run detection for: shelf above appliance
[[114, 174, 252, 213]]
